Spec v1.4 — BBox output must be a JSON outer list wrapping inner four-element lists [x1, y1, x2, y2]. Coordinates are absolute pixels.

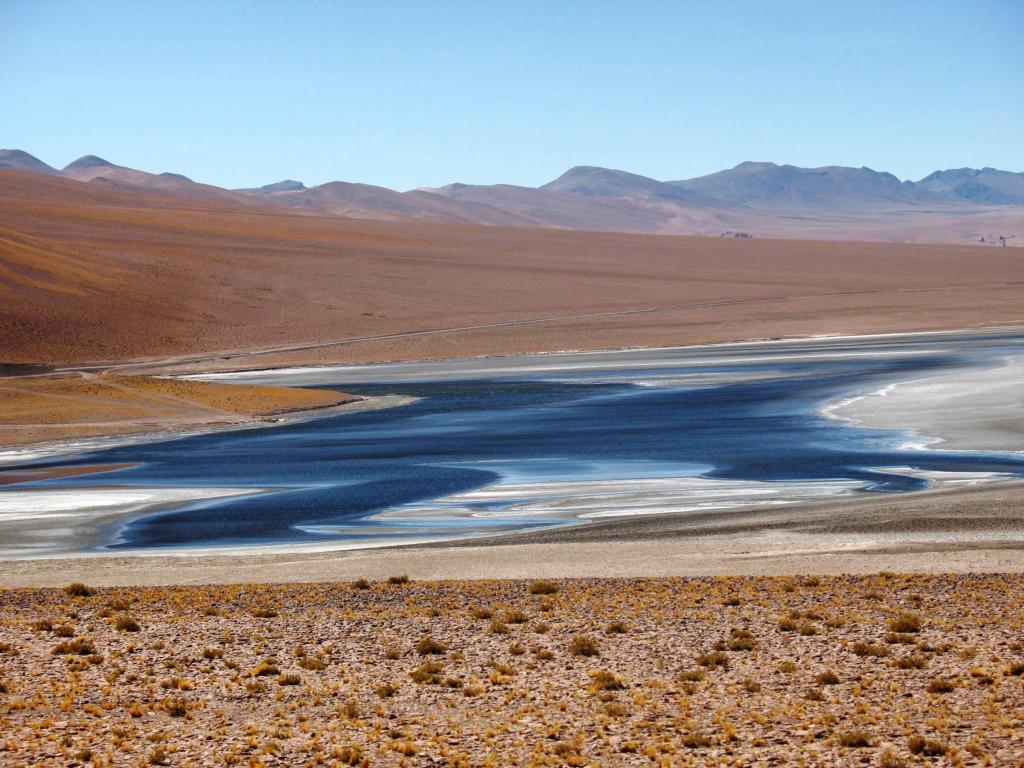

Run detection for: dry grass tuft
[[63, 583, 94, 597], [569, 635, 600, 657], [528, 580, 558, 595]]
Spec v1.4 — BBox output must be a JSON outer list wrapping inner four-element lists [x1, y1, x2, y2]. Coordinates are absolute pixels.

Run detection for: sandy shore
[[826, 354, 1024, 452], [1, 479, 1022, 586]]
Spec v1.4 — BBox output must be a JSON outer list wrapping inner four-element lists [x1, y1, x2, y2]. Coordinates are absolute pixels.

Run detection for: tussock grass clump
[[375, 682, 398, 698], [528, 580, 558, 595], [115, 615, 141, 632], [30, 619, 53, 632], [887, 612, 922, 633], [908, 735, 948, 756], [298, 656, 327, 670], [879, 749, 906, 768], [252, 607, 277, 618], [415, 635, 447, 655], [163, 697, 189, 717], [277, 673, 301, 686], [696, 651, 729, 669], [489, 618, 509, 635], [351, 578, 371, 590], [52, 637, 96, 656], [587, 669, 626, 692], [681, 733, 713, 748], [1005, 661, 1024, 676], [885, 632, 916, 645], [605, 621, 628, 635], [927, 677, 957, 694], [503, 609, 528, 624], [470, 606, 494, 619], [160, 677, 193, 690], [815, 669, 840, 685], [64, 583, 94, 597], [387, 574, 410, 585], [678, 668, 705, 682], [852, 642, 889, 657], [202, 647, 224, 660], [409, 660, 445, 685], [53, 624, 75, 638], [569, 635, 600, 657], [335, 745, 364, 765], [727, 628, 756, 651], [251, 659, 280, 677], [835, 731, 872, 748], [777, 617, 798, 632]]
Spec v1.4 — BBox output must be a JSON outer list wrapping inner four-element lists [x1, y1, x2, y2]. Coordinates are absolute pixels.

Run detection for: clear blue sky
[[3, 1, 1021, 190]]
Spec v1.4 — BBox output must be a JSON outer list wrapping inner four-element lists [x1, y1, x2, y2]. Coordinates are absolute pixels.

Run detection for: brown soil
[[0, 373, 356, 447], [3, 170, 1023, 371], [0, 575, 1021, 766]]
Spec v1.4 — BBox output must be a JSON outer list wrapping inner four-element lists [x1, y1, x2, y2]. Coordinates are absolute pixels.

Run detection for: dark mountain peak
[[0, 149, 61, 175], [158, 172, 193, 182], [63, 155, 115, 172], [261, 179, 306, 193], [914, 167, 1024, 204], [541, 166, 667, 196], [670, 161, 924, 209]]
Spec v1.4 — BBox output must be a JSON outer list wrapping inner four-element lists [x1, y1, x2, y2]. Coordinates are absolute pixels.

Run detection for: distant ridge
[[0, 149, 60, 175], [1, 148, 1021, 244], [63, 155, 114, 172]]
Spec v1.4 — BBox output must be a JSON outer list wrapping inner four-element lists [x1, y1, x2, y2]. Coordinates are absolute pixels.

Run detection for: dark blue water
[[6, 331, 1024, 551]]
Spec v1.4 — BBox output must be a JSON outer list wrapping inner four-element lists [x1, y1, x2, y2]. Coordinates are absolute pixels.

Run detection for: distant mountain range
[[2, 149, 1022, 244]]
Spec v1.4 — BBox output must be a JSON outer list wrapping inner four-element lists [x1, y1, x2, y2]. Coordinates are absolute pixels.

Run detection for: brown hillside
[[1, 169, 1022, 369]]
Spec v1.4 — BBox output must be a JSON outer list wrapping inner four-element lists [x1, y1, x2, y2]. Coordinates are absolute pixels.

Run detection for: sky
[[2, 1, 1022, 190]]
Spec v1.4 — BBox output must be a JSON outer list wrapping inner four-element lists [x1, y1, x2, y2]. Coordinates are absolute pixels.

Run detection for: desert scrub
[[470, 606, 494, 619], [387, 574, 410, 585], [277, 673, 301, 686], [64, 583, 94, 597], [489, 618, 509, 634], [892, 654, 927, 669], [115, 615, 141, 632], [835, 731, 872, 748], [351, 578, 371, 590], [409, 660, 445, 685], [251, 659, 280, 677], [528, 580, 558, 595], [587, 669, 626, 692], [568, 635, 600, 657], [696, 651, 729, 668], [815, 669, 840, 685], [887, 612, 922, 633], [415, 635, 447, 655], [926, 677, 957, 693], [252, 607, 277, 618], [503, 609, 528, 624], [852, 642, 889, 657], [727, 628, 756, 651], [52, 637, 96, 656], [202, 647, 224, 660], [606, 620, 628, 634], [908, 735, 948, 756]]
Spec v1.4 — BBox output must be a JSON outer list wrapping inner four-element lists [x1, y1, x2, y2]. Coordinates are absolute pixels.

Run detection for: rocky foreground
[[0, 574, 1022, 767]]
